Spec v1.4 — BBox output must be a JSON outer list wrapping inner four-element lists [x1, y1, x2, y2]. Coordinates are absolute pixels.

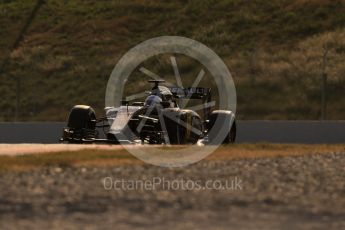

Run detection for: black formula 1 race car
[[60, 80, 236, 145]]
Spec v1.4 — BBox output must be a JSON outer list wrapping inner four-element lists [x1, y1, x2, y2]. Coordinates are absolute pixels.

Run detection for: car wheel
[[66, 105, 97, 141], [207, 110, 236, 144]]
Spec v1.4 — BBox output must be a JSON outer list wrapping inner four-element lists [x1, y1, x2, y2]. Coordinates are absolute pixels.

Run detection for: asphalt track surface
[[1, 121, 345, 144]]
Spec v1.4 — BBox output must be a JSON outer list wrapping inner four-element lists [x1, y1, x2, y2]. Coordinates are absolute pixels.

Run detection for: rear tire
[[207, 110, 236, 144], [224, 120, 236, 144]]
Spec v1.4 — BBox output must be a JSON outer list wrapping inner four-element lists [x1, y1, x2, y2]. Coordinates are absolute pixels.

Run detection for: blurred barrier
[[0, 121, 344, 144], [236, 121, 345, 144], [0, 122, 65, 144]]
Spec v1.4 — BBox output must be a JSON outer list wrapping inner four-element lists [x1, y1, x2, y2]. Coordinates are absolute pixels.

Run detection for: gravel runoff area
[[0, 152, 345, 229]]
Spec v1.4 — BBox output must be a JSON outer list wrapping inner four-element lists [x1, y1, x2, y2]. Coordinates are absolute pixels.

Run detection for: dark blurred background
[[0, 0, 344, 121]]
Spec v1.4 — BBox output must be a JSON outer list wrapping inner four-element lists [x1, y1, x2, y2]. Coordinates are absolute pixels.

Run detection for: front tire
[[62, 105, 97, 142], [163, 110, 202, 145]]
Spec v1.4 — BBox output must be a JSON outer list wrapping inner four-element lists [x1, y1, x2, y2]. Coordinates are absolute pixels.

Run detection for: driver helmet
[[145, 95, 162, 107]]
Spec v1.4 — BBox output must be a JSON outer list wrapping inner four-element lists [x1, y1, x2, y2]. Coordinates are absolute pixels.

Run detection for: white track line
[[0, 144, 122, 156]]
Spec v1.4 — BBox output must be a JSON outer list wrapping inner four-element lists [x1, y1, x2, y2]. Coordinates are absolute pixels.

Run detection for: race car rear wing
[[169, 87, 211, 100], [169, 87, 213, 119]]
